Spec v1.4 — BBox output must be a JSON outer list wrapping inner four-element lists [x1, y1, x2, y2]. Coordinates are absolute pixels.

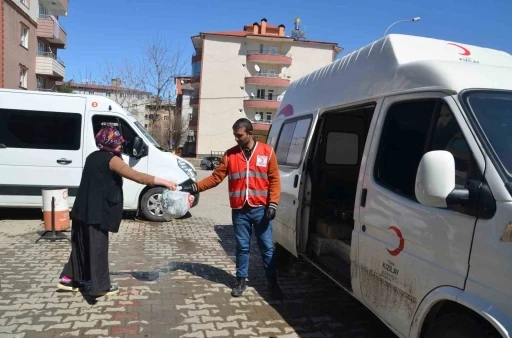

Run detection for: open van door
[[267, 111, 319, 257]]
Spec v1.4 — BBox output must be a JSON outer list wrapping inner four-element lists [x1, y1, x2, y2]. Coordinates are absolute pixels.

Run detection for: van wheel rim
[[147, 194, 163, 217]]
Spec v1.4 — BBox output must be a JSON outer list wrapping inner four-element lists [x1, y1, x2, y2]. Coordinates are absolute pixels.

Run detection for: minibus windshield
[[133, 121, 166, 151], [463, 90, 512, 178]]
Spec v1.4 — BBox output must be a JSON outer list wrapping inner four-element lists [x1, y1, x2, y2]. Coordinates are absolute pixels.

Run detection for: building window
[[265, 112, 272, 123], [256, 89, 265, 99], [38, 41, 48, 54], [20, 24, 29, 49], [164, 116, 169, 120], [39, 3, 48, 17], [88, 91, 94, 95], [275, 117, 312, 167], [37, 76, 46, 90], [19, 66, 28, 89]]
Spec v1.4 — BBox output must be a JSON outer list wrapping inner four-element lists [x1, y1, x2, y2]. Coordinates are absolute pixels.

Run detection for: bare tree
[[167, 112, 189, 152], [139, 36, 186, 109]]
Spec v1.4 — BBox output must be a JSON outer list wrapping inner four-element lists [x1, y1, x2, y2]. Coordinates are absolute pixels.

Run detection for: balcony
[[39, 0, 68, 16], [189, 119, 198, 130], [191, 75, 201, 88], [192, 52, 202, 63], [243, 98, 280, 110], [189, 96, 199, 107], [36, 52, 65, 79], [245, 73, 290, 87], [37, 15, 67, 47], [247, 51, 292, 66], [252, 121, 272, 132]]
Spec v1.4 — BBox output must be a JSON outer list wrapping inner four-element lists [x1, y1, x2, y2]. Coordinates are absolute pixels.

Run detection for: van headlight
[[177, 158, 197, 181]]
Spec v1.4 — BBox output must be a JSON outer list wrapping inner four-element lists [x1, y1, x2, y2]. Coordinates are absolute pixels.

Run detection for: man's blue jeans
[[232, 206, 276, 279]]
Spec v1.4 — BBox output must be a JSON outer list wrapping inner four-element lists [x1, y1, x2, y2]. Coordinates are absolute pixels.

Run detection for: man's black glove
[[266, 205, 277, 220], [179, 182, 198, 194]]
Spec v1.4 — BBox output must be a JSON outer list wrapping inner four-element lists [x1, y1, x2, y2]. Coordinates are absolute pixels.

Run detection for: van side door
[[357, 93, 483, 335], [85, 112, 149, 209], [0, 91, 85, 207], [268, 112, 318, 256]]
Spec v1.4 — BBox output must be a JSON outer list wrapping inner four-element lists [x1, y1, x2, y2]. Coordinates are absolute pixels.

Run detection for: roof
[[55, 81, 151, 95], [277, 34, 512, 117]]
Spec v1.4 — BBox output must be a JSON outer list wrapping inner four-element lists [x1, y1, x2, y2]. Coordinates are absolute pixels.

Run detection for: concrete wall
[[197, 35, 247, 155], [3, 0, 37, 90]]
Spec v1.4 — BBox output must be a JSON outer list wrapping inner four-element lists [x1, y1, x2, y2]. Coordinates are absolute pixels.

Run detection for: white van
[[0, 89, 199, 221], [268, 34, 512, 338]]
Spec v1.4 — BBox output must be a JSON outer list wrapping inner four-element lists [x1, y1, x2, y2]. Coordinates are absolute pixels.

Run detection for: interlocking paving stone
[[0, 171, 396, 337]]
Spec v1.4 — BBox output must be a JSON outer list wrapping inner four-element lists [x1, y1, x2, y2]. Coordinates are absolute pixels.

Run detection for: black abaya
[[62, 219, 111, 294]]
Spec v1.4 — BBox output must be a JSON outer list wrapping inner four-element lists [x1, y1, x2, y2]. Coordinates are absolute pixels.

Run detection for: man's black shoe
[[231, 277, 246, 297], [268, 277, 283, 300]]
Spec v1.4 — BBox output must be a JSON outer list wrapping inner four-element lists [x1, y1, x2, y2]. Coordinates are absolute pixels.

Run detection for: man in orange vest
[[179, 118, 282, 299]]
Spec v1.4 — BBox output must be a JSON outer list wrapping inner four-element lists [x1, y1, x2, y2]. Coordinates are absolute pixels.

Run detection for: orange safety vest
[[226, 142, 274, 209]]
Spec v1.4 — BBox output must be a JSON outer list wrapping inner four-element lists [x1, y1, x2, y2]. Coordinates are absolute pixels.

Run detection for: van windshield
[[133, 121, 164, 150], [463, 90, 512, 177]]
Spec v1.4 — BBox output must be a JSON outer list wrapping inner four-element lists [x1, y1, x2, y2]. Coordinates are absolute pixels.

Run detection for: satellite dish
[[250, 93, 255, 98], [180, 80, 184, 85], [281, 67, 288, 74], [254, 64, 261, 72], [254, 113, 262, 121]]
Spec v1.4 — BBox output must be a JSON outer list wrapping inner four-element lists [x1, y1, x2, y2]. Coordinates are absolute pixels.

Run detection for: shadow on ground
[[109, 223, 396, 337]]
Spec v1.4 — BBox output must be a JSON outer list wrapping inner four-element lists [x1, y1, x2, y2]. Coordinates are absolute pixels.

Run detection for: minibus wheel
[[425, 313, 499, 338], [140, 187, 166, 222]]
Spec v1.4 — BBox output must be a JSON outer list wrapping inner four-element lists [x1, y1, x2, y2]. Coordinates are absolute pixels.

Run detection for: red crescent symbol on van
[[276, 104, 294, 118], [387, 226, 405, 256], [448, 43, 471, 56], [92, 102, 98, 107]]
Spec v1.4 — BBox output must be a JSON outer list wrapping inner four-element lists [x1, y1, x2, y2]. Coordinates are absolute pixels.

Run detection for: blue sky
[[60, 0, 512, 84]]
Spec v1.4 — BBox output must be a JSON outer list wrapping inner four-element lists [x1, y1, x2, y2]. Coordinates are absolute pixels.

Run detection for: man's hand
[[266, 207, 276, 220], [179, 182, 198, 194]]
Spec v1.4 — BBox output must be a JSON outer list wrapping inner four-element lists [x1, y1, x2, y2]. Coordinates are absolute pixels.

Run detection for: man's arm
[[197, 155, 228, 192], [180, 155, 228, 193], [267, 149, 281, 210]]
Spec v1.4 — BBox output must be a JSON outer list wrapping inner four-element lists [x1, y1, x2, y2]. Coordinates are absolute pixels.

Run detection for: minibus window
[[0, 108, 81, 150], [275, 117, 312, 167], [464, 90, 512, 178], [92, 115, 137, 156]]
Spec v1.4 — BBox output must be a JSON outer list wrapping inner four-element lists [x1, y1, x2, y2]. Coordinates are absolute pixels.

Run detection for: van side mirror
[[132, 137, 145, 158], [415, 150, 467, 208]]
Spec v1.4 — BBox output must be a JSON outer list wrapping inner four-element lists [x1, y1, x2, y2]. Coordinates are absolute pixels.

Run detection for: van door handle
[[293, 175, 299, 188], [57, 158, 72, 165]]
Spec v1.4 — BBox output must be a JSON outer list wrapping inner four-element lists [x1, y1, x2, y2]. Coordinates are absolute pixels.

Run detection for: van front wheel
[[140, 187, 167, 222], [425, 313, 499, 338]]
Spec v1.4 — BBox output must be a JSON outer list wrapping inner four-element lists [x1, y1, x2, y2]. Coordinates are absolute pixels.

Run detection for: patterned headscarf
[[95, 125, 125, 157]]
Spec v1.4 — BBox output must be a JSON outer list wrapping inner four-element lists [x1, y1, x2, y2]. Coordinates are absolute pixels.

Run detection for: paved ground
[[0, 170, 396, 338]]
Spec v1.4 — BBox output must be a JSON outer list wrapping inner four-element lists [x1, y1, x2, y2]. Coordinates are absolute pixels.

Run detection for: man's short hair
[[232, 118, 253, 133]]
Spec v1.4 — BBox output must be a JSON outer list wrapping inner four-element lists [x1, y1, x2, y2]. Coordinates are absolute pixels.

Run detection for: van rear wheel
[[140, 187, 166, 222], [425, 313, 499, 338]]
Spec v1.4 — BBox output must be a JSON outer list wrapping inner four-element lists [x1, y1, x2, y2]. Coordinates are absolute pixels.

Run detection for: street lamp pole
[[384, 17, 421, 36]]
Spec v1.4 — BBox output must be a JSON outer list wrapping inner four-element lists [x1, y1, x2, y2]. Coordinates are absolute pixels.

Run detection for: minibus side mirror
[[415, 150, 468, 208], [132, 137, 145, 158]]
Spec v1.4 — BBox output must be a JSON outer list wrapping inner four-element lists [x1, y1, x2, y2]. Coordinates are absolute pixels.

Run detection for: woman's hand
[[154, 177, 178, 190]]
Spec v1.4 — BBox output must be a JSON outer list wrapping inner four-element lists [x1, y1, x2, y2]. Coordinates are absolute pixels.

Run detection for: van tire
[[140, 187, 167, 222], [424, 313, 499, 338]]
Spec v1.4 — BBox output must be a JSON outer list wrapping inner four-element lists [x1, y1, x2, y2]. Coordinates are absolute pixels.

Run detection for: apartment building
[[55, 79, 153, 125], [175, 76, 195, 155], [36, 0, 68, 90], [0, 0, 68, 91], [188, 18, 341, 157]]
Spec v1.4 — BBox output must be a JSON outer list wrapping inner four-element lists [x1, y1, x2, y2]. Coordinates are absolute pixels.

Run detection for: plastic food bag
[[159, 189, 195, 221]]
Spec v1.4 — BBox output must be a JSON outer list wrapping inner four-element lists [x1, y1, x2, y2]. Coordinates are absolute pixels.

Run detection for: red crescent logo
[[387, 226, 405, 256], [448, 43, 471, 56]]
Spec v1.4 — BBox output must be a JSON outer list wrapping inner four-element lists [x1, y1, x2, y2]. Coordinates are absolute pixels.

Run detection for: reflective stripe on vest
[[228, 172, 268, 180]]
